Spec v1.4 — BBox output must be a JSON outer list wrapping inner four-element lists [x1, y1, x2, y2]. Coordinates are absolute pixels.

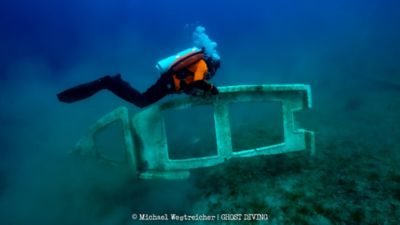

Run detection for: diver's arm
[[185, 58, 219, 96], [185, 80, 219, 96]]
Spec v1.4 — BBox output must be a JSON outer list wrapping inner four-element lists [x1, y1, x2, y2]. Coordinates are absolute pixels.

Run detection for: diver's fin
[[57, 75, 111, 103]]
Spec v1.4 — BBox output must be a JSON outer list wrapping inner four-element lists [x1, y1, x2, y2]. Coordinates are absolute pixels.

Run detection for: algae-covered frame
[[74, 84, 315, 180]]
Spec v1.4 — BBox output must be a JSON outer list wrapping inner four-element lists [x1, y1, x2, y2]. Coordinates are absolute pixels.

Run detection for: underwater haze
[[1, 0, 400, 224]]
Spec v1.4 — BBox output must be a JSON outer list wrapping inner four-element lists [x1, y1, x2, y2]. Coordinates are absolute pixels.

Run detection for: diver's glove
[[185, 80, 219, 96], [210, 85, 219, 95], [187, 86, 219, 97], [187, 87, 206, 96]]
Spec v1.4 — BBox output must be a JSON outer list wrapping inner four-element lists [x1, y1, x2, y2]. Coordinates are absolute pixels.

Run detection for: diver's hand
[[186, 86, 219, 97], [185, 80, 219, 97], [186, 87, 206, 96], [210, 85, 219, 95]]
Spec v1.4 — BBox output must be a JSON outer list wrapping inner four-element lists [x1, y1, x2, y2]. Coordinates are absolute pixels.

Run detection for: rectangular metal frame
[[73, 84, 315, 179]]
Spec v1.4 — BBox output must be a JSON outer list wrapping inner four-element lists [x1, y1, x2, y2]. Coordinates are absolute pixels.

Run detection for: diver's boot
[[57, 75, 112, 103]]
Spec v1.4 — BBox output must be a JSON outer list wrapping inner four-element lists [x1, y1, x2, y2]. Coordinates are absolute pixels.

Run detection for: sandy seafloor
[[191, 78, 400, 225], [1, 67, 399, 225]]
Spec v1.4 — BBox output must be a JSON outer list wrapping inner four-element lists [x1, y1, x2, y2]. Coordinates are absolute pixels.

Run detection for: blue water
[[1, 0, 400, 224]]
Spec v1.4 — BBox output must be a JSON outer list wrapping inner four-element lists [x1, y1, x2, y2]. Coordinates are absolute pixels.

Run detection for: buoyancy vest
[[155, 47, 209, 92], [172, 59, 208, 92]]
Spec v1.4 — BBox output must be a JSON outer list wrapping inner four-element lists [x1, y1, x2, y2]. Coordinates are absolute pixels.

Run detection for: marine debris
[[72, 84, 315, 179]]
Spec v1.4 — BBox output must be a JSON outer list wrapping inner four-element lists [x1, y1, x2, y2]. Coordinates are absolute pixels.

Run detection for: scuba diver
[[56, 47, 220, 108]]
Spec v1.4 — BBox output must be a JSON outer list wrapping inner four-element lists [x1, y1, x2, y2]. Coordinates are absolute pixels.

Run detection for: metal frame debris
[[73, 84, 315, 179]]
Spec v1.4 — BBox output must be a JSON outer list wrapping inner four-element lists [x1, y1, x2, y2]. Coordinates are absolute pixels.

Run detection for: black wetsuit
[[57, 57, 220, 108], [57, 73, 175, 108]]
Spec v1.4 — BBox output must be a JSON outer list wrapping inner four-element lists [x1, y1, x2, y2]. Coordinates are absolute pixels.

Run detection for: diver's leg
[[104, 74, 148, 107], [58, 73, 173, 107], [106, 73, 173, 108], [57, 75, 112, 103], [141, 73, 174, 106]]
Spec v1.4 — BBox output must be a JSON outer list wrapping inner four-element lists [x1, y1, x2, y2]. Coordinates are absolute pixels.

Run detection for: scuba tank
[[155, 47, 203, 74]]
